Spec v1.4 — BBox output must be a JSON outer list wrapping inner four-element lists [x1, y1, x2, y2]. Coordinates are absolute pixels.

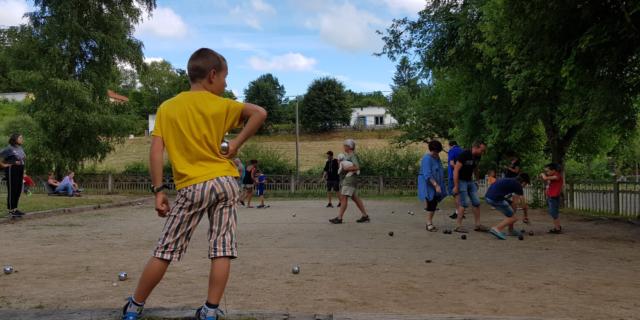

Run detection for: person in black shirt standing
[[452, 141, 488, 233], [1, 133, 27, 218], [323, 151, 340, 208]]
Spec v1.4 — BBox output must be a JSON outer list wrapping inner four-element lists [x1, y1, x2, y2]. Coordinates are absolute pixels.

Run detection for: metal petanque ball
[[118, 272, 128, 281], [518, 235, 524, 241], [388, 231, 394, 237], [220, 140, 230, 155], [528, 231, 534, 236], [461, 234, 467, 240], [3, 265, 14, 275], [292, 265, 300, 274]]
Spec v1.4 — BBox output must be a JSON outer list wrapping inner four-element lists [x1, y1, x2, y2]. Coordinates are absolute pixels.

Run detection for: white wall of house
[[0, 92, 28, 102], [350, 106, 398, 127], [148, 114, 156, 134]]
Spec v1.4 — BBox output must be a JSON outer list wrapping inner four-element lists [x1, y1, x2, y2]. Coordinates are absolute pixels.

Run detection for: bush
[[239, 143, 294, 175], [123, 161, 149, 175], [356, 146, 423, 177]]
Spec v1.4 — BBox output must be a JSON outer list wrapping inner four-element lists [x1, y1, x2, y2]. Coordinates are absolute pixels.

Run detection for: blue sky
[[0, 0, 426, 98]]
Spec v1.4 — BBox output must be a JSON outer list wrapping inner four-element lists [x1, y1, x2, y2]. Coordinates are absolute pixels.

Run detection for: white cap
[[343, 139, 356, 150]]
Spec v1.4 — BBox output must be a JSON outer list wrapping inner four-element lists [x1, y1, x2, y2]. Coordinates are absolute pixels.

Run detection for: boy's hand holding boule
[[223, 140, 240, 159]]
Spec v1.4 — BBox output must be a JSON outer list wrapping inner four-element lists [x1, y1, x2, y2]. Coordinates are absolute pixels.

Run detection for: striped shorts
[[153, 176, 239, 261]]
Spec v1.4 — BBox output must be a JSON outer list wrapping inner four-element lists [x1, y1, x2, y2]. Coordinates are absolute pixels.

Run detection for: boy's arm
[[453, 162, 462, 193], [226, 103, 267, 158], [150, 136, 170, 217], [540, 173, 560, 181]]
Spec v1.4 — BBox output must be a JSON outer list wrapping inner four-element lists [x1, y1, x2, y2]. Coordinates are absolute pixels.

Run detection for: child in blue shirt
[[256, 171, 268, 209]]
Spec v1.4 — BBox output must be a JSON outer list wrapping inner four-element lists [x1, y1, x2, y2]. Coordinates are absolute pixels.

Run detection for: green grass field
[[0, 194, 131, 219]]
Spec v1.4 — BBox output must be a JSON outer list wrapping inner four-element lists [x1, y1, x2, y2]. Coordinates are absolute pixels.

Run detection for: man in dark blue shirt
[[485, 173, 531, 240], [447, 141, 463, 219]]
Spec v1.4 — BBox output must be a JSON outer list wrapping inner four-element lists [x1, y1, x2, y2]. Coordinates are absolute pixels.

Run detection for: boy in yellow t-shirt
[[121, 48, 266, 320]]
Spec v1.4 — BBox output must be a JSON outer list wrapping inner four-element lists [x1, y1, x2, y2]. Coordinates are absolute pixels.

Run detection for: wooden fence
[[1, 174, 638, 218]]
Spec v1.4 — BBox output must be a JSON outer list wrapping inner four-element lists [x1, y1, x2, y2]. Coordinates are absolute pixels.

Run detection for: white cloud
[[250, 0, 276, 14], [136, 6, 187, 39], [231, 0, 276, 30], [144, 57, 164, 64], [306, 2, 384, 52], [0, 0, 28, 26], [382, 0, 426, 13], [248, 53, 317, 72]]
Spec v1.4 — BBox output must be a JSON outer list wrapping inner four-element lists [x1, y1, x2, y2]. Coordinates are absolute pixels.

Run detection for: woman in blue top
[[418, 140, 446, 232]]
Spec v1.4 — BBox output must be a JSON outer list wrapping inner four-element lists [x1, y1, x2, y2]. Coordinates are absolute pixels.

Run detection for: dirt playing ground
[[0, 199, 639, 319]]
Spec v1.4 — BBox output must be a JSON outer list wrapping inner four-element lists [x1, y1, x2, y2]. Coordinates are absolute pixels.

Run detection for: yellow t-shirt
[[152, 91, 244, 189]]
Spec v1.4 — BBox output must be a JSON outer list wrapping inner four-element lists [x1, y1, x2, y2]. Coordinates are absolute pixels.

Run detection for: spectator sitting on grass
[[47, 172, 60, 189], [55, 171, 81, 197]]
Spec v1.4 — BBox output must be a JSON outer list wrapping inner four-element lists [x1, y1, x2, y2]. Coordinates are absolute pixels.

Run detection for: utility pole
[[295, 98, 300, 181]]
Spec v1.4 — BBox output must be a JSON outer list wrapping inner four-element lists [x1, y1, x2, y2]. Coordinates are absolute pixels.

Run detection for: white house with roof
[[350, 106, 398, 128]]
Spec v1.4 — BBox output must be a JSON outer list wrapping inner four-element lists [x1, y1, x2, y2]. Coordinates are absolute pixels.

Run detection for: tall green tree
[[379, 0, 640, 167], [0, 27, 27, 92], [346, 90, 388, 109], [391, 56, 420, 97], [301, 77, 350, 132], [4, 0, 156, 173], [244, 73, 285, 130], [138, 60, 189, 112]]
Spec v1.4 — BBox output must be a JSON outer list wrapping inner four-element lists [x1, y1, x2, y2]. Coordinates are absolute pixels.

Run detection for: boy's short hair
[[187, 48, 227, 83], [428, 140, 443, 152], [516, 173, 531, 184], [449, 140, 458, 147], [545, 163, 561, 172]]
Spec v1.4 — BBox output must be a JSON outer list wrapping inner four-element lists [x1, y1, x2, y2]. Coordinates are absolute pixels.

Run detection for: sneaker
[[490, 228, 507, 240], [356, 215, 370, 223], [10, 210, 25, 218], [257, 204, 265, 209], [326, 203, 334, 208], [239, 200, 245, 206], [329, 217, 343, 224], [195, 305, 225, 320], [449, 211, 458, 219], [121, 297, 143, 320], [453, 226, 468, 233], [337, 202, 341, 207]]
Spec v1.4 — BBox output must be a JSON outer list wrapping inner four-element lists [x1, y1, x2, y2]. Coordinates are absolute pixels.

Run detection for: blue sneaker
[[121, 297, 143, 320], [195, 305, 225, 320], [489, 228, 506, 240]]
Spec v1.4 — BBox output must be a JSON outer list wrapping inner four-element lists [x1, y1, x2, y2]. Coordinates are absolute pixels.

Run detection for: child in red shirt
[[540, 163, 563, 233]]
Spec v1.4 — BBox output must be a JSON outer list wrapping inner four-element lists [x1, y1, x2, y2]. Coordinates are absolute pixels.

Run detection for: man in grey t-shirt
[[329, 139, 370, 224]]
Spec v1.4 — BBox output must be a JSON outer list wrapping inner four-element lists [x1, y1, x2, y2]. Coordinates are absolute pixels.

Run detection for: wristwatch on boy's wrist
[[150, 184, 169, 194]]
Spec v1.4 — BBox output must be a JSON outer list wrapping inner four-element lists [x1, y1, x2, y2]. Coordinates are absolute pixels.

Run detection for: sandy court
[[0, 199, 639, 319]]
